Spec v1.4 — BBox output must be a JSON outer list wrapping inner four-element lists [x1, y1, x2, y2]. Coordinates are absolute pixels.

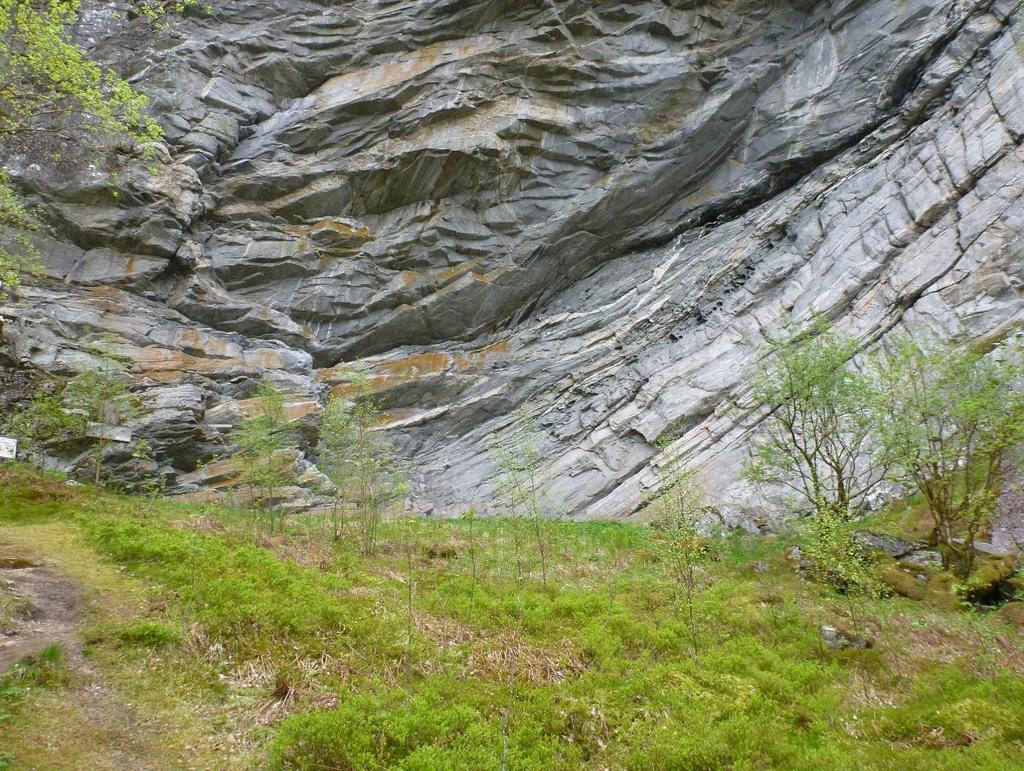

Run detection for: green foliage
[[871, 336, 1024, 577], [0, 1, 198, 295], [489, 419, 553, 586], [270, 683, 571, 770], [744, 316, 883, 518], [0, 644, 69, 727], [649, 462, 710, 657], [78, 514, 385, 659], [3, 467, 1024, 769], [8, 385, 84, 452], [0, 0, 160, 293], [0, 1, 161, 147], [116, 619, 179, 648], [236, 379, 298, 529], [8, 368, 137, 485], [65, 366, 138, 487], [62, 367, 137, 424], [0, 170, 42, 295], [318, 374, 408, 554], [801, 507, 881, 599]]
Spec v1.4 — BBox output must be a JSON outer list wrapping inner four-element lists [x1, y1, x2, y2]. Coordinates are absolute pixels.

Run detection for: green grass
[[0, 644, 69, 724], [0, 465, 1022, 769]]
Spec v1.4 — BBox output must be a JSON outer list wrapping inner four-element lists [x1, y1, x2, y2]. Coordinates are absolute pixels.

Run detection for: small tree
[[462, 507, 480, 601], [744, 316, 885, 519], [237, 379, 298, 536], [8, 368, 136, 484], [62, 367, 138, 489], [131, 438, 164, 510], [650, 461, 708, 658], [317, 375, 407, 556], [489, 419, 551, 587], [9, 386, 83, 465], [871, 337, 1024, 578], [801, 505, 881, 598]]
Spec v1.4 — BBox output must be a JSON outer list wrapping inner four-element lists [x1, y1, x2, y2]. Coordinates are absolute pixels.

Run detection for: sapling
[[9, 387, 84, 469], [651, 460, 708, 658], [236, 379, 298, 539], [489, 419, 552, 587], [317, 374, 408, 555], [801, 504, 883, 621], [463, 507, 480, 601], [61, 367, 139, 490], [404, 518, 415, 688]]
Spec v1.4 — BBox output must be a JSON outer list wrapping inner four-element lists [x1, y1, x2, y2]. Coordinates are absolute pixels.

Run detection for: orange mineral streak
[[235, 397, 319, 422], [317, 340, 513, 397], [316, 38, 498, 111], [172, 328, 240, 358], [453, 339, 512, 371], [283, 219, 372, 241], [130, 347, 244, 382], [188, 457, 243, 490]]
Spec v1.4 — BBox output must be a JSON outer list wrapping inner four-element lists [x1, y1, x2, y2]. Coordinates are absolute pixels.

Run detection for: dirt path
[[0, 523, 250, 770], [0, 554, 84, 672], [0, 545, 161, 770]]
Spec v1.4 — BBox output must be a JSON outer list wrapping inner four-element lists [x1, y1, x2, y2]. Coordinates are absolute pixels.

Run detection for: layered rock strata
[[2, 0, 1023, 524]]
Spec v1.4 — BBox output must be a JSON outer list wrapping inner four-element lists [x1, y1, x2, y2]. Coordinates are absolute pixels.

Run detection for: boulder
[[962, 554, 1018, 605], [853, 532, 918, 559], [881, 565, 928, 602]]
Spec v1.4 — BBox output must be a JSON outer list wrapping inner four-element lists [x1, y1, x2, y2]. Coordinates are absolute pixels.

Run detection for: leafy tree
[[317, 375, 407, 555], [236, 379, 298, 536], [63, 367, 138, 488], [871, 337, 1024, 578], [650, 461, 709, 658], [0, 0, 195, 296], [8, 385, 84, 464], [801, 505, 881, 599], [744, 316, 885, 520], [489, 419, 552, 587], [8, 368, 136, 484]]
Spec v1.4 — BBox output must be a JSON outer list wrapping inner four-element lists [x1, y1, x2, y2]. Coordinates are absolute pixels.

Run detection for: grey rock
[[992, 445, 1024, 554], [853, 532, 918, 559], [2, 1, 1024, 516], [900, 549, 945, 570], [820, 624, 875, 651]]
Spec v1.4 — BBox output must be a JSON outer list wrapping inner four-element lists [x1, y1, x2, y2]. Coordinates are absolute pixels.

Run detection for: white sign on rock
[[86, 423, 133, 443], [0, 437, 17, 459]]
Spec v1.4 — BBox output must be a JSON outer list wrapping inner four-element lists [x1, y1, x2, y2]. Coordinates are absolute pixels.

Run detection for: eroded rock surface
[[2, 0, 1024, 522]]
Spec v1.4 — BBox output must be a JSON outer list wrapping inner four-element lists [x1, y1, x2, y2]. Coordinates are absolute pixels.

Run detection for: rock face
[[2, 0, 1024, 522]]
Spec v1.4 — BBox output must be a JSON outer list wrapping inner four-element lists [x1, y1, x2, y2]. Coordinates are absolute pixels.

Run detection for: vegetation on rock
[[0, 0, 195, 295]]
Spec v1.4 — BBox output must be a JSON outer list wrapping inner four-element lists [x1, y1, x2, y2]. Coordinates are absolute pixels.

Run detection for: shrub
[[116, 620, 180, 648]]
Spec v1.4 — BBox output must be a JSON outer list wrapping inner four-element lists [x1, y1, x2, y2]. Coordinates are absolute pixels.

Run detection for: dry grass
[[466, 630, 587, 685]]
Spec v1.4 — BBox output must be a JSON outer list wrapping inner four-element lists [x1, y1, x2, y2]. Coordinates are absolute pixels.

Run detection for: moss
[[997, 601, 1024, 627], [964, 555, 1017, 604], [116, 620, 180, 649], [924, 572, 962, 611], [1004, 575, 1024, 601], [881, 565, 927, 600]]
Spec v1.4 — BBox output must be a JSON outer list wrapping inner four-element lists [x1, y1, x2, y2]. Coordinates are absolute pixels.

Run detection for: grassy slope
[[0, 465, 1022, 770]]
